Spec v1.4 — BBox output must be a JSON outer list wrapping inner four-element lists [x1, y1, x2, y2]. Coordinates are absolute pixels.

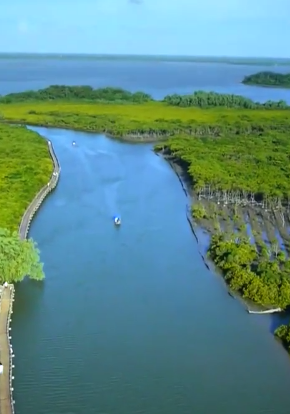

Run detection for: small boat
[[114, 216, 121, 226], [72, 141, 76, 146]]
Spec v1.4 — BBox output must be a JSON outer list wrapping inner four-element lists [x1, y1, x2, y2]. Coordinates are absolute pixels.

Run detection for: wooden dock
[[0, 137, 60, 414]]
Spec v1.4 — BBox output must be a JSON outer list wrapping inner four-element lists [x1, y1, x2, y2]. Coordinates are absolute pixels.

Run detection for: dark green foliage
[[0, 228, 44, 283], [0, 123, 53, 230], [191, 204, 207, 219], [275, 324, 290, 351], [0, 85, 153, 104], [243, 71, 290, 88], [0, 85, 289, 109], [163, 90, 288, 109], [155, 132, 290, 200], [209, 233, 290, 308]]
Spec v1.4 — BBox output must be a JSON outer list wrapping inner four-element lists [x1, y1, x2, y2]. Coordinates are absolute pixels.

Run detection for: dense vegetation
[[163, 91, 288, 109], [153, 107, 290, 312], [275, 323, 290, 351], [1, 101, 290, 141], [0, 123, 53, 230], [243, 71, 290, 88], [0, 85, 289, 109], [0, 85, 153, 104], [209, 233, 290, 308], [155, 132, 290, 202], [0, 228, 44, 283]]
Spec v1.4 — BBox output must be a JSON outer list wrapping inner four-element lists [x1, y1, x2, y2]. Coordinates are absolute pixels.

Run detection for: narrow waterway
[[12, 127, 290, 414]]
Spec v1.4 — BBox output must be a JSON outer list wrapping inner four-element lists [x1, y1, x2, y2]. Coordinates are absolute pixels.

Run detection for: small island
[[242, 71, 290, 88]]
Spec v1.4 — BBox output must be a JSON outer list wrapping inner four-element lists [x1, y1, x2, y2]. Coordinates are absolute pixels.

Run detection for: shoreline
[[242, 82, 290, 89], [0, 120, 167, 144], [19, 138, 60, 239], [159, 151, 285, 315], [1, 137, 60, 414]]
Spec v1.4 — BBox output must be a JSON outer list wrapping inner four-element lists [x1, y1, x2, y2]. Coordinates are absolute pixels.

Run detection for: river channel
[[11, 126, 290, 414]]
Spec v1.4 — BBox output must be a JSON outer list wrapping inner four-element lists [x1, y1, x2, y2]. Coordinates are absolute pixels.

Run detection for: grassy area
[[155, 132, 290, 199], [1, 101, 290, 139], [0, 124, 53, 230]]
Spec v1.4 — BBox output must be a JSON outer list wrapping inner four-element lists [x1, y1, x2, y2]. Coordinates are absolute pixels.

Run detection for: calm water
[[1, 57, 290, 414], [0, 56, 290, 101]]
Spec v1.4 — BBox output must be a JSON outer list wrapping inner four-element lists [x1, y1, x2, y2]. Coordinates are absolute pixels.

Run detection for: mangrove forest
[[2, 86, 290, 322], [0, 124, 52, 283], [209, 233, 290, 308], [0, 123, 53, 231]]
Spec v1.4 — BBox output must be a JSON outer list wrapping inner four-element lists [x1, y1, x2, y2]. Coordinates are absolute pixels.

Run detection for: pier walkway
[[0, 286, 14, 414], [0, 137, 60, 414], [19, 140, 60, 239]]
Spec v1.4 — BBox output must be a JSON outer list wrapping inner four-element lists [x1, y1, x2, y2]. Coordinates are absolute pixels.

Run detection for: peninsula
[[1, 85, 290, 351], [242, 71, 290, 88]]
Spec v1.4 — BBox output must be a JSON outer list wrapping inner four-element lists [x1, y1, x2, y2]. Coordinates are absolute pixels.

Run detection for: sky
[[0, 0, 289, 57]]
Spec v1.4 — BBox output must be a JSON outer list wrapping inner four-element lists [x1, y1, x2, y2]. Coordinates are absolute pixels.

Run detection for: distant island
[[1, 53, 290, 67], [242, 71, 290, 88]]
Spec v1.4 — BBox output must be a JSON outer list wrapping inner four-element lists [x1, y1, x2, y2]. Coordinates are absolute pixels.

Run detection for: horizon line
[[0, 52, 289, 60]]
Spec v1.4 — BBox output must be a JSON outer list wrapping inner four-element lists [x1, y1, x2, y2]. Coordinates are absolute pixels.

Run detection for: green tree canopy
[[0, 85, 153, 104], [243, 71, 290, 88], [0, 228, 44, 283], [163, 90, 288, 109]]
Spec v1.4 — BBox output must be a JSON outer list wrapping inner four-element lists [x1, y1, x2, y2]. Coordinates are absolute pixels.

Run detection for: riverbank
[[159, 152, 259, 312], [0, 124, 53, 231], [0, 133, 59, 413], [19, 139, 60, 239], [155, 145, 290, 313]]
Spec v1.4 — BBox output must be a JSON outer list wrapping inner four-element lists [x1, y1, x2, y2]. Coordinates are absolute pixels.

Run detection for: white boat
[[114, 216, 121, 226]]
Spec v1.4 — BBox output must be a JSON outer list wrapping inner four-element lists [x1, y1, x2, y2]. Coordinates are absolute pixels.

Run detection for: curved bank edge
[[19, 139, 60, 239], [6, 139, 60, 414]]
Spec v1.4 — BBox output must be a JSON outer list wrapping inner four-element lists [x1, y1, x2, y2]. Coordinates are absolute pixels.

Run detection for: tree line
[[155, 131, 290, 203], [1, 101, 290, 141], [243, 71, 290, 88], [0, 85, 289, 109], [163, 90, 288, 109], [0, 85, 153, 104]]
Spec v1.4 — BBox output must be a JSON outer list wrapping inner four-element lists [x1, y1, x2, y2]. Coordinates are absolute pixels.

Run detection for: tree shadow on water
[[269, 311, 290, 334]]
